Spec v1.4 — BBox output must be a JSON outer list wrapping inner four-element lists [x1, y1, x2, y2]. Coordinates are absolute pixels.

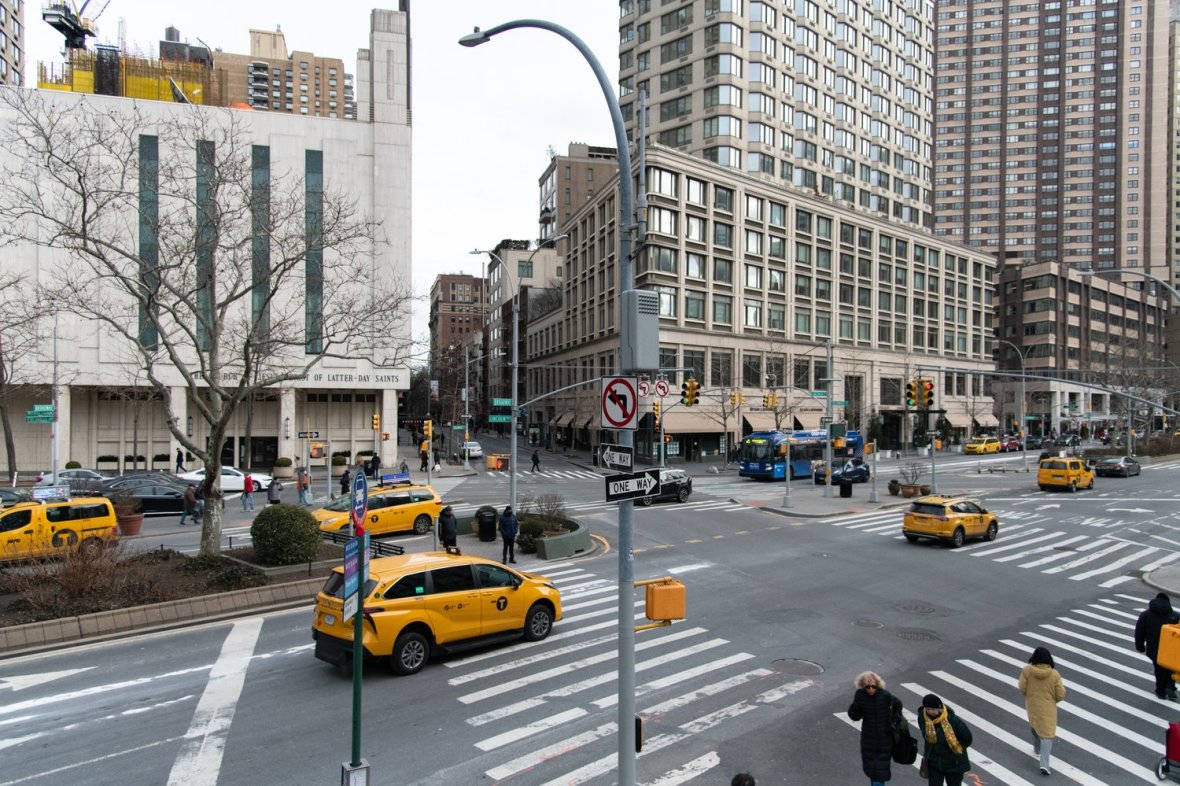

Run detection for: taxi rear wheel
[[1069, 481, 1077, 493], [523, 603, 554, 642], [985, 521, 998, 541], [77, 536, 104, 556], [950, 528, 965, 548], [904, 533, 919, 543], [413, 514, 431, 534], [391, 631, 429, 675]]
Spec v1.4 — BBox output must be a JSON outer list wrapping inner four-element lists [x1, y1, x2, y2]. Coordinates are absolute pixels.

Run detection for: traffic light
[[763, 393, 772, 408], [423, 419, 433, 440], [920, 379, 935, 409], [682, 378, 699, 407], [653, 400, 661, 428], [729, 391, 738, 406], [905, 379, 918, 407], [738, 391, 745, 406], [372, 413, 380, 431]]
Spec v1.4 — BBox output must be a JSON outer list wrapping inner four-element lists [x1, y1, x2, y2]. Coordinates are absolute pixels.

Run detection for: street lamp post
[[996, 338, 1030, 473], [462, 20, 638, 782], [471, 235, 567, 515]]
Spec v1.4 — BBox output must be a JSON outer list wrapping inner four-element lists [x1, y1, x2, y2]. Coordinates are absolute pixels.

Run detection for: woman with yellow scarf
[[919, 694, 973, 786]]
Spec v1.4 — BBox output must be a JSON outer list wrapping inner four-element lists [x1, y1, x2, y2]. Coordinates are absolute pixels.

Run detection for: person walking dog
[[847, 671, 903, 786], [918, 694, 972, 786], [1018, 646, 1066, 776], [1136, 591, 1180, 699], [499, 505, 519, 564]]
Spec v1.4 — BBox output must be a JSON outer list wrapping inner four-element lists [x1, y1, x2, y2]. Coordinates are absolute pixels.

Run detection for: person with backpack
[[267, 478, 283, 505]]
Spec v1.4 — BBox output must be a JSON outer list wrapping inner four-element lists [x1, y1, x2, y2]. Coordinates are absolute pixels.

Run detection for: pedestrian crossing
[[435, 561, 814, 784], [448, 496, 750, 519], [487, 468, 605, 481], [837, 592, 1175, 785], [828, 508, 1180, 588]]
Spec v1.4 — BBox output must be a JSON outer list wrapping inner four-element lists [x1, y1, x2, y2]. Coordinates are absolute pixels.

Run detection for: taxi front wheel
[[391, 630, 429, 675], [524, 603, 554, 642], [413, 514, 431, 534]]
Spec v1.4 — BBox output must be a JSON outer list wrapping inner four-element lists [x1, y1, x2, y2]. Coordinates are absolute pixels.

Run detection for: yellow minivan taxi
[[312, 551, 562, 674], [1037, 457, 1095, 492], [0, 497, 118, 562], [963, 437, 1001, 455], [313, 483, 443, 536], [902, 496, 999, 548]]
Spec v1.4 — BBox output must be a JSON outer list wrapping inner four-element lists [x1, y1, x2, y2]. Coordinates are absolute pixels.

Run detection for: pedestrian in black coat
[[340, 469, 351, 497], [499, 506, 519, 564], [847, 670, 902, 785], [1135, 591, 1180, 698], [438, 506, 458, 549]]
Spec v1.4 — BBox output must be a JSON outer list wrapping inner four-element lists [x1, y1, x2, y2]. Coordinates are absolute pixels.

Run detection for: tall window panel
[[137, 135, 159, 349], [195, 140, 216, 352], [251, 145, 271, 334], [305, 150, 324, 353]]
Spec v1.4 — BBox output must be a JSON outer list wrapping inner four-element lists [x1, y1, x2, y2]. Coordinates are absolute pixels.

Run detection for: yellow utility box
[[1158, 624, 1180, 676], [644, 580, 686, 622]]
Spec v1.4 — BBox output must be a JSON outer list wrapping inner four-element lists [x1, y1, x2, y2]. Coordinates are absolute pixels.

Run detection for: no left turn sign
[[601, 377, 639, 430]]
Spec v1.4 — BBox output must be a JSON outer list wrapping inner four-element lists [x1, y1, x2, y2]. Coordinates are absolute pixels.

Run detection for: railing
[[320, 530, 404, 557]]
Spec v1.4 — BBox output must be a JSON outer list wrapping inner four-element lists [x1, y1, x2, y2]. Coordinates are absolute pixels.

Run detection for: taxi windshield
[[323, 496, 353, 512]]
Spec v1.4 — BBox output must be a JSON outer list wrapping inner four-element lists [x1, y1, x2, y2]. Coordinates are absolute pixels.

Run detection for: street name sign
[[809, 391, 828, 398], [601, 376, 639, 430], [32, 404, 55, 412], [297, 430, 320, 439], [492, 398, 513, 407], [488, 414, 511, 423], [600, 444, 634, 472], [604, 469, 661, 502], [833, 400, 849, 406]]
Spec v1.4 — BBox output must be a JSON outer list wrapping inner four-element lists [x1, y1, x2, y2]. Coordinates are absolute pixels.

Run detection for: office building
[[0, 0, 22, 85]]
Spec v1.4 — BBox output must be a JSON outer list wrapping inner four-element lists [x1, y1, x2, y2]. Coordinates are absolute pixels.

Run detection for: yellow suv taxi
[[902, 495, 999, 548], [0, 497, 117, 562], [963, 436, 1001, 455], [312, 550, 562, 674], [313, 483, 442, 536], [1037, 456, 1095, 492]]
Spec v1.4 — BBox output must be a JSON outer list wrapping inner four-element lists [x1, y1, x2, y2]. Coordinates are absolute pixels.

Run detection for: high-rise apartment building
[[617, 0, 936, 230], [0, 0, 24, 85], [429, 273, 487, 373], [933, 0, 1169, 278], [538, 143, 619, 244]]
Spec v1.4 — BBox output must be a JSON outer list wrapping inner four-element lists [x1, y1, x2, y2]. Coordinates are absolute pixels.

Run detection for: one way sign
[[604, 469, 661, 502]]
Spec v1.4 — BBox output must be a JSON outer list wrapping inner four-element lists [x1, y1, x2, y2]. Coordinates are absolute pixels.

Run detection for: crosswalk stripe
[[959, 529, 1052, 556], [641, 752, 720, 786], [1043, 541, 1133, 574], [475, 706, 588, 751], [993, 534, 1087, 562], [485, 721, 616, 780], [593, 659, 768, 710], [1015, 630, 1151, 683], [1138, 549, 1180, 572], [1070, 545, 1160, 580]]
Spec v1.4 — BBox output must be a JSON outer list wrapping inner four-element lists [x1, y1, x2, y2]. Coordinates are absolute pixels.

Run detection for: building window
[[137, 135, 159, 349], [713, 294, 733, 324], [305, 150, 324, 353]]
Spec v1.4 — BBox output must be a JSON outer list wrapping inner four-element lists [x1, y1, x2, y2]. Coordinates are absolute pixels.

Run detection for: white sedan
[[178, 467, 273, 492], [459, 441, 483, 459]]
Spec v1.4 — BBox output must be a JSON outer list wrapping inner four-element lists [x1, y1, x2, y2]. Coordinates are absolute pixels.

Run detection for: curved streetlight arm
[[1079, 268, 1180, 304]]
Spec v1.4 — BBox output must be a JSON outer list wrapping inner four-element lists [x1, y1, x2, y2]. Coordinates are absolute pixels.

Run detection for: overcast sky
[[25, 1, 618, 348]]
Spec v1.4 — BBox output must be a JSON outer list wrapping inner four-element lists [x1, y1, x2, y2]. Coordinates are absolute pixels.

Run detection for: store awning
[[941, 413, 963, 428], [743, 411, 778, 432], [792, 410, 825, 430], [974, 414, 999, 428], [581, 416, 595, 429], [552, 413, 573, 427], [661, 409, 717, 433]]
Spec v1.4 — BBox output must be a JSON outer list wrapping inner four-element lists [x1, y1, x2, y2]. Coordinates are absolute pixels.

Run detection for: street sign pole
[[929, 410, 938, 495], [347, 471, 369, 779], [782, 438, 792, 508]]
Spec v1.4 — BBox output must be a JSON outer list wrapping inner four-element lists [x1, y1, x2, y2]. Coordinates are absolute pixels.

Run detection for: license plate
[[324, 614, 336, 626]]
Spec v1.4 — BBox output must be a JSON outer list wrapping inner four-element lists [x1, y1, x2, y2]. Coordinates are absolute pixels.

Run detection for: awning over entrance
[[552, 413, 573, 428], [661, 409, 717, 433], [792, 410, 825, 430], [974, 414, 999, 428], [941, 413, 963, 428], [743, 411, 778, 432], [581, 416, 595, 429]]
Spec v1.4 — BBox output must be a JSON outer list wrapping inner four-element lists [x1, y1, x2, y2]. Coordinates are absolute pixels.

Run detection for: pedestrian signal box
[[635, 576, 685, 632], [310, 443, 326, 459]]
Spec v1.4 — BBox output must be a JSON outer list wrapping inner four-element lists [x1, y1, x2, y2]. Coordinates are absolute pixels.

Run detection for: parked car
[[458, 441, 483, 459], [95, 475, 191, 516], [0, 488, 33, 507], [312, 551, 562, 674], [813, 459, 871, 485], [0, 496, 118, 563], [902, 495, 999, 548], [638, 468, 693, 506], [1054, 434, 1081, 448], [1024, 435, 1045, 450], [999, 436, 1023, 452], [178, 466, 272, 492], [1094, 455, 1141, 477], [35, 468, 113, 493]]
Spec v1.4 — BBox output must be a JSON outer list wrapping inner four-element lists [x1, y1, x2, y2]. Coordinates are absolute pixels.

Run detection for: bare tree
[[0, 89, 413, 557], [0, 274, 46, 479]]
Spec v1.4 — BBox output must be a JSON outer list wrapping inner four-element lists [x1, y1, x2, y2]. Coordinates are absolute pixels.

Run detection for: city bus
[[738, 429, 865, 481]]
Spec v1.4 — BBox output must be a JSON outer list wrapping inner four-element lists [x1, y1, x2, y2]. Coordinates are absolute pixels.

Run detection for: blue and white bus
[[738, 429, 865, 480]]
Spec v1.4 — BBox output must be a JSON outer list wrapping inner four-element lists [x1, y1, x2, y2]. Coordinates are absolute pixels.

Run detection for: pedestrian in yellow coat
[[1018, 646, 1067, 776]]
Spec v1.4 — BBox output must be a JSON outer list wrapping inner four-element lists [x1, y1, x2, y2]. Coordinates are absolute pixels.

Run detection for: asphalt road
[[3, 449, 1179, 784]]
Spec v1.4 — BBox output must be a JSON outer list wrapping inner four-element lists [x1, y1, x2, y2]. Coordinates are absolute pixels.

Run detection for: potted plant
[[152, 452, 170, 469], [65, 460, 82, 470], [97, 454, 118, 470], [112, 489, 145, 536], [888, 478, 901, 497], [330, 454, 347, 477], [898, 462, 926, 498], [272, 456, 295, 479]]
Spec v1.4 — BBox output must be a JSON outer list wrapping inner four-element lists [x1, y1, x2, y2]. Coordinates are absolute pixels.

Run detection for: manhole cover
[[899, 603, 936, 615], [853, 618, 884, 628], [896, 629, 940, 642], [772, 658, 825, 676]]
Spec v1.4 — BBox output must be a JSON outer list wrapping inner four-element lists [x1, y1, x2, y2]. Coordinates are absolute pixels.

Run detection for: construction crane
[[42, 1, 111, 52]]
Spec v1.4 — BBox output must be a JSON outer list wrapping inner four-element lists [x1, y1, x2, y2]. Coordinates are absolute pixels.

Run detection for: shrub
[[356, 450, 374, 458], [123, 454, 146, 463], [274, 456, 293, 468], [65, 460, 82, 469], [515, 515, 548, 555], [153, 453, 170, 462], [97, 455, 118, 463], [331, 455, 347, 466], [332, 450, 351, 458], [899, 462, 926, 484], [250, 503, 322, 565]]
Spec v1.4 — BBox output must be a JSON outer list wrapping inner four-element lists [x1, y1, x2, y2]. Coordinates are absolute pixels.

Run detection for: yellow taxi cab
[[313, 482, 442, 536], [902, 495, 999, 548], [963, 436, 1001, 455], [0, 496, 118, 562], [1037, 456, 1095, 492], [312, 550, 562, 674]]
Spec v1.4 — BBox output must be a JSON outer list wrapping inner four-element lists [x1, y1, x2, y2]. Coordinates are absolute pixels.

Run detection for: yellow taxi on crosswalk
[[902, 495, 999, 548], [313, 482, 442, 536], [312, 550, 562, 674]]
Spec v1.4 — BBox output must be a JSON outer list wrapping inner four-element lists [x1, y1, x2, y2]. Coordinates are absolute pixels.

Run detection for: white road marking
[[641, 752, 721, 785], [0, 668, 94, 692]]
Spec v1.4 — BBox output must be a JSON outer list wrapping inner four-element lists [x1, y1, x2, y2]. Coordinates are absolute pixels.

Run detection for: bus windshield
[[740, 438, 778, 461]]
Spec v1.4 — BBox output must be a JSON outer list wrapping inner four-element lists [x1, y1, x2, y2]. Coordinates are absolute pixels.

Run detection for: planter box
[[900, 484, 922, 498], [535, 520, 592, 560], [272, 465, 295, 479]]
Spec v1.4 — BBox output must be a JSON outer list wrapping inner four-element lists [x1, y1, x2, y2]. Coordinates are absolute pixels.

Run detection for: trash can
[[476, 509, 498, 542], [839, 481, 853, 498]]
